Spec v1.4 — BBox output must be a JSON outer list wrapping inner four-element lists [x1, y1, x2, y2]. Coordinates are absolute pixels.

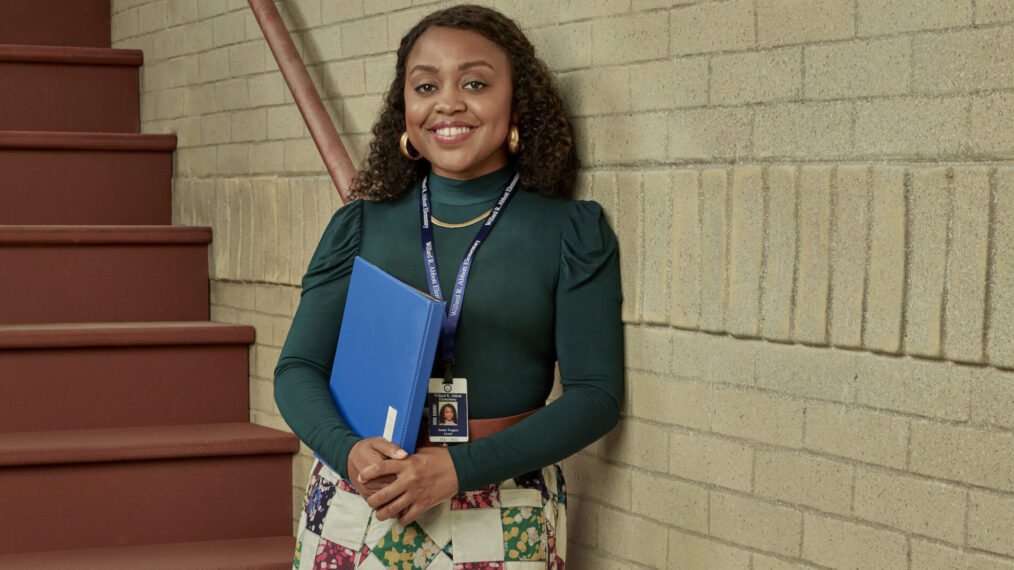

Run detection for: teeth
[[434, 126, 472, 136]]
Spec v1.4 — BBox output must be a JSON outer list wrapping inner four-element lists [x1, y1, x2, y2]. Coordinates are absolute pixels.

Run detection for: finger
[[374, 492, 414, 522], [373, 439, 408, 459], [398, 502, 426, 526], [366, 479, 405, 510], [359, 457, 404, 483]]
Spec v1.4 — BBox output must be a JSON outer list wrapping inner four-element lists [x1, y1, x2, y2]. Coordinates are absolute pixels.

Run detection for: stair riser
[[0, 244, 209, 324], [0, 0, 110, 47], [0, 454, 294, 553], [0, 148, 171, 225], [0, 62, 138, 133], [0, 344, 250, 432]]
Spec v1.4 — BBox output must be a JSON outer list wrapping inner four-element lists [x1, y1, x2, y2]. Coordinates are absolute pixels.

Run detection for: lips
[[428, 122, 476, 144]]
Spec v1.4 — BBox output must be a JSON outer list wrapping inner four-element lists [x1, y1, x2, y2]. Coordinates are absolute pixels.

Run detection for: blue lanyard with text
[[420, 172, 521, 381]]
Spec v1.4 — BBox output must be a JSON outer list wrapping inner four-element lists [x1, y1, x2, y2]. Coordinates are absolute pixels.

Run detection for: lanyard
[[420, 172, 521, 380]]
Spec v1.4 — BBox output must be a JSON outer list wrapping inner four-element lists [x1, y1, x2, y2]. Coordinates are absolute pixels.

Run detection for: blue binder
[[326, 256, 445, 457]]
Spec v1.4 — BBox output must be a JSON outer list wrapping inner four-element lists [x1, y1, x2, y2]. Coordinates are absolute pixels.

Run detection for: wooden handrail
[[248, 0, 356, 203]]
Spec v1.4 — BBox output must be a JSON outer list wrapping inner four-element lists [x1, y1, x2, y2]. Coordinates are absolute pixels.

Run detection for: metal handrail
[[248, 0, 356, 204]]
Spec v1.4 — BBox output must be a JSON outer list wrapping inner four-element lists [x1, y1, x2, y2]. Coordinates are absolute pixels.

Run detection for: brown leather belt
[[417, 407, 541, 448]]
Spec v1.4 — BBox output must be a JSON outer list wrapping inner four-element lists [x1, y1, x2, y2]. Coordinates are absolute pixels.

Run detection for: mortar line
[[860, 166, 874, 349], [898, 170, 913, 353], [825, 166, 838, 345], [939, 168, 956, 358], [758, 166, 772, 335], [789, 166, 802, 340], [981, 168, 998, 362]]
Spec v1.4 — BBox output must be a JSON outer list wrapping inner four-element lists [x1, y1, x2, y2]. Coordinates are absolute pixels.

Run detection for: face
[[404, 26, 513, 180], [442, 406, 454, 420]]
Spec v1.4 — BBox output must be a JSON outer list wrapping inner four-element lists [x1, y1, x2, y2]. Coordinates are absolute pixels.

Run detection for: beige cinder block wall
[[112, 0, 1014, 567]]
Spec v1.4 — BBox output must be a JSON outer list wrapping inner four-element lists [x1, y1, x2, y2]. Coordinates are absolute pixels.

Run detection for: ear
[[511, 108, 520, 125]]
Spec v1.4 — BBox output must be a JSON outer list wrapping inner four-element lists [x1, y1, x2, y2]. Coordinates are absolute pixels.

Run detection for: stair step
[[0, 322, 255, 432], [0, 130, 174, 225], [0, 423, 299, 553], [0, 0, 110, 48], [0, 536, 296, 570], [0, 226, 211, 324], [0, 45, 141, 132]]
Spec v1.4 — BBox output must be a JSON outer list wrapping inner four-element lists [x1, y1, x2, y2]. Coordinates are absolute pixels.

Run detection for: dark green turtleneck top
[[274, 167, 623, 491]]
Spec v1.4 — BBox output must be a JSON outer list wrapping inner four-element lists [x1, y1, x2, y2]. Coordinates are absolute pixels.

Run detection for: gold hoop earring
[[507, 125, 520, 154], [400, 132, 422, 160]]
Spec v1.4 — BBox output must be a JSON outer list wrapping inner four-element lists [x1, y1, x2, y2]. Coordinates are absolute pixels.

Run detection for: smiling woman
[[274, 5, 623, 569]]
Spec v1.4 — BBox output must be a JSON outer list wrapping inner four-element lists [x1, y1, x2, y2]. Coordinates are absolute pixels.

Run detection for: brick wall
[[112, 0, 1014, 567]]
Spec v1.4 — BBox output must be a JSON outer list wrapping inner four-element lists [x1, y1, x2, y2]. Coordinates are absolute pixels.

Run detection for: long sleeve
[[446, 200, 624, 490], [274, 199, 365, 480]]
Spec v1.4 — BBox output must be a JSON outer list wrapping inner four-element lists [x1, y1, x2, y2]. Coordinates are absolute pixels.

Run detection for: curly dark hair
[[350, 4, 578, 201]]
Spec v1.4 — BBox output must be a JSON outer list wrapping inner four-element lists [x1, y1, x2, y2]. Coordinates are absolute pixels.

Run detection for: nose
[[434, 85, 465, 114]]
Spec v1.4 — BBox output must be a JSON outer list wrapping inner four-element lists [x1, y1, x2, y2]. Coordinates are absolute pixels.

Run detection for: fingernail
[[395, 450, 407, 458]]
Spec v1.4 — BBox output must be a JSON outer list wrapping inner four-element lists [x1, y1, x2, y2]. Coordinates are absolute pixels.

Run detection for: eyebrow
[[408, 60, 496, 74]]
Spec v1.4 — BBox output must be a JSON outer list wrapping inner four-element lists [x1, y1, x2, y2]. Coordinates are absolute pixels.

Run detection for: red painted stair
[[0, 1, 297, 567]]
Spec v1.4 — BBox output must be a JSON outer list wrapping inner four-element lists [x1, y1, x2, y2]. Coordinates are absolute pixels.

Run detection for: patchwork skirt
[[294, 457, 567, 570]]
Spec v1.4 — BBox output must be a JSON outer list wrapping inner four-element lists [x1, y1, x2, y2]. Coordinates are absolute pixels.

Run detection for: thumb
[[378, 439, 408, 459]]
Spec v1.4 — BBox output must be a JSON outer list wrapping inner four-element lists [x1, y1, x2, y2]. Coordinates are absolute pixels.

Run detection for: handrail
[[248, 0, 356, 204]]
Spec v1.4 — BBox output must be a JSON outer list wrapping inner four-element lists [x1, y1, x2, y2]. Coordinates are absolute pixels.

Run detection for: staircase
[[0, 1, 298, 567]]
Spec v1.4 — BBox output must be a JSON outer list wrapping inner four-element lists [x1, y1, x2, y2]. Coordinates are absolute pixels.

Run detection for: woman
[[440, 403, 458, 426], [275, 5, 623, 568]]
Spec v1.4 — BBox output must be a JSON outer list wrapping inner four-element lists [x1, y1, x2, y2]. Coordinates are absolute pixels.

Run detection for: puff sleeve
[[446, 199, 624, 490], [274, 199, 365, 479]]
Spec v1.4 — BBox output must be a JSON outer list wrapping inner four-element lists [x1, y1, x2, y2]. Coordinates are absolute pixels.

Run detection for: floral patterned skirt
[[293, 457, 567, 570]]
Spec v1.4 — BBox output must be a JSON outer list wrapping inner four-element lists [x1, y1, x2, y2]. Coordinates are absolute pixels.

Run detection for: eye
[[463, 80, 487, 90], [413, 83, 437, 94]]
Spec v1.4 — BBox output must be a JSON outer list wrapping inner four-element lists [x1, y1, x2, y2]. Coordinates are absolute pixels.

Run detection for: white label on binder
[[383, 406, 397, 441]]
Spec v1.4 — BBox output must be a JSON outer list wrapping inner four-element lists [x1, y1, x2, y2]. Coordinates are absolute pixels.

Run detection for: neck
[[427, 166, 512, 206]]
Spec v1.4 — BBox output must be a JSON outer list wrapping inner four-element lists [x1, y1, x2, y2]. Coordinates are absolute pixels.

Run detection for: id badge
[[427, 377, 468, 443]]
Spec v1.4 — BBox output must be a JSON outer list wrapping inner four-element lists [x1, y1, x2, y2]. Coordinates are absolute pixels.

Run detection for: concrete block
[[589, 171, 617, 225], [258, 181, 280, 282], [322, 0, 364, 24], [249, 377, 274, 413], [668, 531, 750, 569], [570, 117, 593, 167], [274, 180, 293, 285], [755, 343, 856, 402], [363, 54, 397, 95], [598, 507, 669, 568], [755, 450, 853, 515], [679, 332, 758, 387], [727, 166, 764, 337], [854, 467, 966, 542], [216, 144, 249, 175], [977, 0, 1014, 24], [855, 97, 967, 157], [212, 10, 246, 47], [989, 169, 1014, 368], [214, 182, 231, 278], [632, 472, 708, 532], [804, 402, 908, 468], [911, 421, 1014, 492], [944, 167, 990, 362], [757, 0, 853, 47], [111, 6, 139, 41], [711, 47, 801, 105], [911, 539, 1014, 570], [712, 388, 804, 448], [283, 138, 322, 173], [168, 0, 197, 25], [136, 0, 168, 35], [385, 6, 431, 51], [671, 0, 754, 56], [528, 22, 592, 71], [564, 453, 630, 509], [864, 167, 906, 353], [230, 41, 269, 76], [969, 491, 1014, 558], [668, 107, 753, 161], [231, 108, 267, 142], [711, 492, 802, 556], [761, 166, 796, 340], [699, 169, 729, 332], [321, 60, 366, 99], [802, 513, 907, 569], [829, 166, 869, 348], [642, 171, 672, 324], [594, 113, 669, 164], [858, 0, 972, 35], [368, 0, 411, 15], [914, 27, 1014, 93], [214, 78, 248, 112], [199, 47, 232, 83], [341, 16, 388, 57], [492, 0, 561, 29], [559, 0, 628, 21], [558, 67, 631, 118], [752, 553, 810, 570], [201, 113, 232, 145], [630, 373, 710, 430], [904, 168, 949, 357], [629, 58, 708, 111], [624, 326, 672, 375], [249, 142, 285, 176], [804, 37, 910, 100], [182, 19, 215, 55], [184, 84, 216, 116], [591, 12, 668, 65], [599, 418, 669, 472], [755, 102, 851, 159], [267, 105, 306, 140], [615, 173, 642, 322], [238, 180, 255, 281], [971, 93, 1014, 155], [793, 167, 831, 344], [857, 352, 972, 420], [668, 431, 752, 492], [340, 94, 383, 135], [972, 367, 1014, 431], [670, 170, 701, 329]]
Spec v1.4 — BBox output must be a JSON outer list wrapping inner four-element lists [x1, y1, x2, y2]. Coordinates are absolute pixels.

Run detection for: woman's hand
[[346, 437, 407, 498], [360, 446, 459, 525]]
